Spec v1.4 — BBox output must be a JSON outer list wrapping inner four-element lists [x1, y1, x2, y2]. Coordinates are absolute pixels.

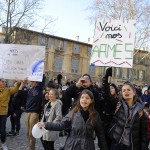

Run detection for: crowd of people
[[0, 67, 150, 150]]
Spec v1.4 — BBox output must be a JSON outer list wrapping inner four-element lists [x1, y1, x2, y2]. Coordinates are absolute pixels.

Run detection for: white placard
[[90, 19, 135, 68], [0, 44, 45, 81]]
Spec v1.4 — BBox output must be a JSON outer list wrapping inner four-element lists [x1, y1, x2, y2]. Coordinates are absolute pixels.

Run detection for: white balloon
[[32, 123, 45, 139]]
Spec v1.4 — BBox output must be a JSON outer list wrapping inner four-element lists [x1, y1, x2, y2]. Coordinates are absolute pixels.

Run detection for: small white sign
[[0, 44, 45, 81], [90, 19, 135, 68]]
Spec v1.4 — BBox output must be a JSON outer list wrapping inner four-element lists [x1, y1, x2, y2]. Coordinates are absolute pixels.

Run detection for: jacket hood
[[56, 99, 63, 106]]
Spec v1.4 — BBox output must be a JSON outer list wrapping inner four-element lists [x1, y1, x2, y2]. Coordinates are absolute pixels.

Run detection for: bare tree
[[88, 0, 150, 82], [88, 0, 150, 50], [0, 0, 55, 43]]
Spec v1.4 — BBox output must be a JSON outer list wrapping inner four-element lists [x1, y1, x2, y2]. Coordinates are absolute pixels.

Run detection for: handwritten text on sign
[[0, 44, 45, 81], [90, 19, 135, 68]]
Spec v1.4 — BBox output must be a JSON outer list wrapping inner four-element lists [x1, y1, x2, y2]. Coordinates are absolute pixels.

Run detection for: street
[[5, 113, 99, 150]]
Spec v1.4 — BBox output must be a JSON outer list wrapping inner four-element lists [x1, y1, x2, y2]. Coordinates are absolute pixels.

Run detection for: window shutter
[[54, 39, 58, 49], [71, 59, 78, 73], [38, 35, 42, 45], [73, 44, 79, 53], [137, 70, 139, 80], [89, 66, 95, 77], [87, 47, 91, 56], [47, 38, 51, 48], [54, 56, 63, 71], [63, 41, 67, 51]]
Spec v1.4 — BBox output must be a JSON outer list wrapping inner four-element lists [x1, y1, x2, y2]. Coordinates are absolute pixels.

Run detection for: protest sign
[[90, 19, 135, 68], [0, 44, 45, 81]]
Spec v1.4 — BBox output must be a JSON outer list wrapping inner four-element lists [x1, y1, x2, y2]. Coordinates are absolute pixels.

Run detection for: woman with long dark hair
[[37, 89, 108, 150], [108, 82, 149, 150]]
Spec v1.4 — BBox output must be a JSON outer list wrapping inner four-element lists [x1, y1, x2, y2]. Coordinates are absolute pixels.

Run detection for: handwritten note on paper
[[90, 19, 135, 68], [0, 44, 45, 81]]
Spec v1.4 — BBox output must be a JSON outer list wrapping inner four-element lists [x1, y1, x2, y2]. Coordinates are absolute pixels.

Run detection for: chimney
[[75, 35, 79, 41], [88, 37, 90, 42]]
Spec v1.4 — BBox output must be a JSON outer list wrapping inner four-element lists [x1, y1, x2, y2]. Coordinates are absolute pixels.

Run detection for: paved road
[[5, 113, 99, 150]]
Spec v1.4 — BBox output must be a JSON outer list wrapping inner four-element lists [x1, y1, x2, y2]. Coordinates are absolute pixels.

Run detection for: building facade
[[8, 27, 150, 86]]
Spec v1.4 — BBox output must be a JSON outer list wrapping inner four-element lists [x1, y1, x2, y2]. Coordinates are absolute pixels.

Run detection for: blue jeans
[[0, 115, 7, 143], [110, 142, 131, 150]]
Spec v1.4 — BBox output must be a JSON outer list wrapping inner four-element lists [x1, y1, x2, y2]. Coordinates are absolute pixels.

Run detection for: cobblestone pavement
[[4, 113, 99, 150]]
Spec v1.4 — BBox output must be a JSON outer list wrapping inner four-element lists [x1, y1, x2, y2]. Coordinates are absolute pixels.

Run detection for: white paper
[[0, 44, 45, 81], [90, 19, 135, 68]]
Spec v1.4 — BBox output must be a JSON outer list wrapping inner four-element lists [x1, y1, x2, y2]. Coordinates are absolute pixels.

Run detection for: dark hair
[[110, 83, 118, 94], [70, 89, 95, 125], [82, 74, 93, 84], [144, 107, 150, 114], [122, 82, 137, 100], [46, 83, 56, 89], [123, 82, 136, 93]]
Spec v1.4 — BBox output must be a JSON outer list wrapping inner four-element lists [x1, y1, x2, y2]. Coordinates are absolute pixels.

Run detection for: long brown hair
[[70, 89, 95, 125], [122, 82, 137, 101]]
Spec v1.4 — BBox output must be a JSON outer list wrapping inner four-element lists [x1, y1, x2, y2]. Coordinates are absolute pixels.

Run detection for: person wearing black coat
[[65, 74, 101, 114], [7, 86, 27, 136], [99, 67, 119, 148], [108, 82, 149, 150]]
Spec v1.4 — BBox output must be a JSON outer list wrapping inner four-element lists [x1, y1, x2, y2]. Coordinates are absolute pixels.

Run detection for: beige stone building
[[6, 27, 150, 86]]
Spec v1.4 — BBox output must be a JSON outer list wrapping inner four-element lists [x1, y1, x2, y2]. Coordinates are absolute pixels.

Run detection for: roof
[[14, 27, 92, 46]]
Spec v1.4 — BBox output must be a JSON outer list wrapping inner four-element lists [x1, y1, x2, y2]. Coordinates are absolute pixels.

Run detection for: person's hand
[[23, 77, 28, 84], [105, 67, 112, 79], [45, 92, 49, 100], [13, 113, 16, 117], [76, 77, 86, 88], [20, 107, 25, 111], [37, 122, 45, 129]]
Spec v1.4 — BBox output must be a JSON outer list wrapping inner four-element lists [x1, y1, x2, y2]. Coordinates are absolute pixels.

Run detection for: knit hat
[[110, 83, 118, 94]]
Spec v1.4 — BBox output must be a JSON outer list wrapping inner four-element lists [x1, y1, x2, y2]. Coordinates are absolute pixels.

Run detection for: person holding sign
[[108, 82, 149, 150], [22, 80, 44, 150], [99, 67, 119, 148], [0, 78, 21, 150], [37, 89, 108, 150]]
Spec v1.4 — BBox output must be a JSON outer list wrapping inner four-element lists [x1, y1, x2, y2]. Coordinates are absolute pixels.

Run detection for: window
[[87, 47, 91, 56], [54, 39, 67, 51], [73, 43, 80, 54], [71, 59, 79, 73], [114, 68, 122, 78], [89, 65, 95, 77], [138, 70, 145, 81], [24, 33, 30, 41], [45, 53, 48, 69], [54, 56, 63, 72], [38, 35, 51, 48]]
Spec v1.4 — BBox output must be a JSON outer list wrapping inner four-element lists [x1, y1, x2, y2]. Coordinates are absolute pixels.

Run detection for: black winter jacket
[[99, 78, 118, 129], [65, 84, 101, 114], [108, 99, 149, 150]]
